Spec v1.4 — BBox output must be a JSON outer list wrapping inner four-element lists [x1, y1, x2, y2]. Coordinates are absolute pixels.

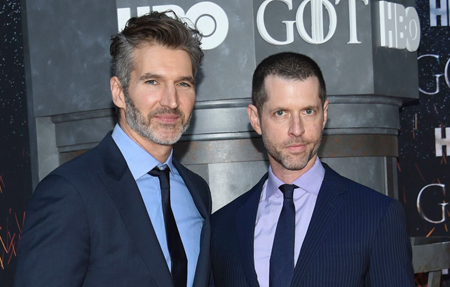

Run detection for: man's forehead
[[263, 75, 321, 100], [131, 45, 193, 73]]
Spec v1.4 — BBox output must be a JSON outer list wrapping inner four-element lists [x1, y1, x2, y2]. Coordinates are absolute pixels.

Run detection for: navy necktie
[[149, 166, 187, 287], [269, 184, 298, 287]]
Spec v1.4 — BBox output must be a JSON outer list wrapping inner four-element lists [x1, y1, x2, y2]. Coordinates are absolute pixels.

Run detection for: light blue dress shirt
[[112, 124, 203, 287]]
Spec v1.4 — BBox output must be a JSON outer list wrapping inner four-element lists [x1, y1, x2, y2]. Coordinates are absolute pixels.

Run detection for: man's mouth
[[153, 114, 180, 124]]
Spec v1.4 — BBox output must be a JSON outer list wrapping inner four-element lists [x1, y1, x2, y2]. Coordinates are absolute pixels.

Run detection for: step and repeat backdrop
[[399, 0, 450, 238], [0, 0, 32, 285], [1, 0, 449, 285]]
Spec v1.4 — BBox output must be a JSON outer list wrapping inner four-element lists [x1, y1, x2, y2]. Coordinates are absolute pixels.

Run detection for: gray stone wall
[[23, 0, 420, 211]]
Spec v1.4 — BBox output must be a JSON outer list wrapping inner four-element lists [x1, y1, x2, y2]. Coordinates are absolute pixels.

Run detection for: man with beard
[[15, 11, 211, 287], [210, 52, 414, 287]]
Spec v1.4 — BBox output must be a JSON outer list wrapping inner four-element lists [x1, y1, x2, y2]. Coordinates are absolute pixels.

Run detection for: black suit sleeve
[[14, 175, 90, 287], [367, 200, 415, 286]]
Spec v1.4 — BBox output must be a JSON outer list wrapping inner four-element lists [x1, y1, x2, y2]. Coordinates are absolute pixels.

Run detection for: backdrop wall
[[2, 0, 444, 285], [0, 0, 32, 284]]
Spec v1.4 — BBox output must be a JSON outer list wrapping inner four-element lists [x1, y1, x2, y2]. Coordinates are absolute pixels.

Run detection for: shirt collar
[[265, 157, 325, 200], [111, 124, 176, 180]]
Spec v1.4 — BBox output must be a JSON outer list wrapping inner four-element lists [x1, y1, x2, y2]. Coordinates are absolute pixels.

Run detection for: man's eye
[[275, 110, 285, 116], [304, 109, 315, 115], [145, 80, 157, 85], [179, 82, 191, 87]]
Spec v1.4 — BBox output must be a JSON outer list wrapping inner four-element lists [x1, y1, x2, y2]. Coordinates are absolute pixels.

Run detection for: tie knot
[[148, 165, 170, 178], [279, 184, 298, 200]]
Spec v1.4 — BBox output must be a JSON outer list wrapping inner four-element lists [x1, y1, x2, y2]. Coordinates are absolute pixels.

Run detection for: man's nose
[[288, 115, 305, 137], [159, 85, 179, 109]]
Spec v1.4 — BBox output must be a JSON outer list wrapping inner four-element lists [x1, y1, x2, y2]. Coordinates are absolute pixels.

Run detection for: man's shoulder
[[44, 133, 117, 182], [212, 173, 268, 221], [322, 163, 399, 208], [31, 132, 127, 207], [50, 142, 103, 177]]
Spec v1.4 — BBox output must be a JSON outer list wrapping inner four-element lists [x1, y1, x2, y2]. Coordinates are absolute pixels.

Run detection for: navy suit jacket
[[15, 133, 211, 287], [211, 164, 414, 287]]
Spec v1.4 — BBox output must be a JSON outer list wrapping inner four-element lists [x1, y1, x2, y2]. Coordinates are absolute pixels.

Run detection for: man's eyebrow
[[269, 104, 320, 111], [137, 73, 195, 85], [303, 105, 320, 110], [138, 73, 162, 82], [178, 76, 195, 85]]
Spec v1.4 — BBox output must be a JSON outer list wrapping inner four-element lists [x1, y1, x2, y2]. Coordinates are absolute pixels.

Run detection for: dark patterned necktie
[[269, 184, 298, 287], [149, 166, 187, 287]]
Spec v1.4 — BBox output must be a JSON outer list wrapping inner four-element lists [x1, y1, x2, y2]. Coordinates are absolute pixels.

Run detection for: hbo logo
[[378, 1, 420, 52], [117, 2, 229, 50]]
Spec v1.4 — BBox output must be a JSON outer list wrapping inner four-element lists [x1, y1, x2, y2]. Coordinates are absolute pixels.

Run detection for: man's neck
[[269, 156, 317, 184]]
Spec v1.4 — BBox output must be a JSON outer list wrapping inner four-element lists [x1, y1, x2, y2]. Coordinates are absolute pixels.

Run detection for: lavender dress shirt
[[254, 157, 325, 287]]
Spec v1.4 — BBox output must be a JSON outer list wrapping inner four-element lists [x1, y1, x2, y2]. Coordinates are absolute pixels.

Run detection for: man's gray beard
[[124, 92, 191, 145], [263, 132, 322, 171]]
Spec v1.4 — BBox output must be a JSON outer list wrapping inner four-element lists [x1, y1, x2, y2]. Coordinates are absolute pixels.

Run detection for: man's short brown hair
[[252, 52, 326, 114]]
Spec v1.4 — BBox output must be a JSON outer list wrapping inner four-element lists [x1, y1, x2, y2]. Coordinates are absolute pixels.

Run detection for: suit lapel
[[98, 134, 173, 287], [173, 159, 211, 287], [291, 165, 347, 285], [235, 174, 268, 287]]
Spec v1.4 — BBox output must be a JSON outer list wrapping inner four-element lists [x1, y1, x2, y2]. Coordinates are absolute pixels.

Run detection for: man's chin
[[281, 162, 309, 171], [150, 134, 182, 145], [279, 153, 315, 171]]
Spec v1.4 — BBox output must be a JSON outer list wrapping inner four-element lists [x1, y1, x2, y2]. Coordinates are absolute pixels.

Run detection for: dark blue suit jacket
[[211, 164, 414, 286], [15, 133, 211, 287]]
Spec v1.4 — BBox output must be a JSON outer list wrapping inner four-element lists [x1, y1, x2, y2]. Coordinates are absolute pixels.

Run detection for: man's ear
[[322, 99, 329, 130], [247, 104, 262, 135], [110, 76, 126, 110]]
